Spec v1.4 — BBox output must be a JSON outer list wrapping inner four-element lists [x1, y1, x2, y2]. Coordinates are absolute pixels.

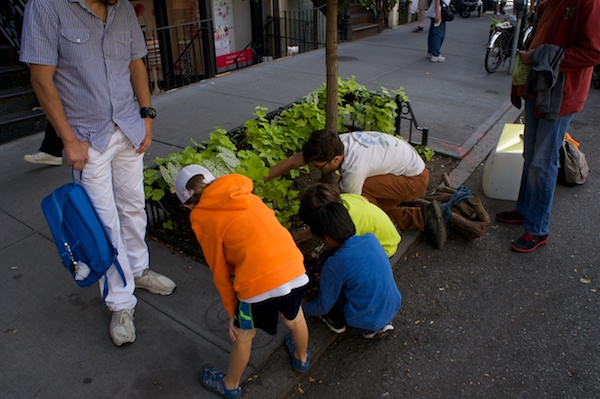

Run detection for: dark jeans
[[316, 249, 347, 326], [427, 18, 446, 57], [40, 122, 64, 157], [326, 292, 347, 327]]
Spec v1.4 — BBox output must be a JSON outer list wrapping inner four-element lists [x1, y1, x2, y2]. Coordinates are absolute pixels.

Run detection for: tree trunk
[[325, 0, 339, 134]]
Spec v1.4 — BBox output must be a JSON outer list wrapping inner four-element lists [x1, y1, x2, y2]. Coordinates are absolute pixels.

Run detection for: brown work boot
[[422, 200, 447, 249]]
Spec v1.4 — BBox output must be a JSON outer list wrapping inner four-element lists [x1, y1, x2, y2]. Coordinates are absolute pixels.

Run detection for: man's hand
[[136, 118, 153, 154], [518, 50, 533, 66], [65, 140, 89, 171]]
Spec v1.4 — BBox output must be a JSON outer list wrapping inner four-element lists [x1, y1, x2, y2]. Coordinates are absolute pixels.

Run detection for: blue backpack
[[41, 170, 126, 300]]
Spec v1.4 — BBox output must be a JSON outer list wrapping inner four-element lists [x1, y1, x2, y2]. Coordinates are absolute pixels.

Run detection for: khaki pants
[[361, 169, 429, 231]]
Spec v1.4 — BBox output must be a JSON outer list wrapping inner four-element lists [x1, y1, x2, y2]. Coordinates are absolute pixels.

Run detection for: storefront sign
[[216, 48, 253, 68]]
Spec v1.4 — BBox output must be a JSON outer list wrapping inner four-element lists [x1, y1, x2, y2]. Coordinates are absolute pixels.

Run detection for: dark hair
[[302, 130, 344, 163], [185, 174, 211, 206], [298, 183, 343, 224], [308, 202, 355, 244]]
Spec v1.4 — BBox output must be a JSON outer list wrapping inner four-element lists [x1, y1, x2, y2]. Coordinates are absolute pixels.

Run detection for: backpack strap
[[74, 168, 128, 300]]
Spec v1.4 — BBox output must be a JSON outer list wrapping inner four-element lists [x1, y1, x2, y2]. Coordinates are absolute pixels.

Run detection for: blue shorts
[[234, 286, 305, 336]]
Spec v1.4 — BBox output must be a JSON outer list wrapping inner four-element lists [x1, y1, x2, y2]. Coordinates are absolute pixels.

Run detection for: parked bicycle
[[484, 17, 534, 73]]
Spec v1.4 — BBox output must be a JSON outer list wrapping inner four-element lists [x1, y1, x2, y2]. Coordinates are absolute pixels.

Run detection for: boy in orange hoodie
[[175, 165, 310, 399]]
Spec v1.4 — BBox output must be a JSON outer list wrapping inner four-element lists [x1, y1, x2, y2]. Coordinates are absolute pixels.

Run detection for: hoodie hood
[[197, 173, 254, 211]]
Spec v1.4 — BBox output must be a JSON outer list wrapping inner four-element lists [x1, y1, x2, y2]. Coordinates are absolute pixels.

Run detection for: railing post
[[272, 0, 282, 58]]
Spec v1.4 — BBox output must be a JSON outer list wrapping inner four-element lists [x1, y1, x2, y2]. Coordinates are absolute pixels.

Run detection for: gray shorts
[[418, 0, 431, 10]]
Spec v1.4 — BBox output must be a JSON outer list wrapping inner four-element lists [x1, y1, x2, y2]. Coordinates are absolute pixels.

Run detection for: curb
[[241, 101, 522, 399]]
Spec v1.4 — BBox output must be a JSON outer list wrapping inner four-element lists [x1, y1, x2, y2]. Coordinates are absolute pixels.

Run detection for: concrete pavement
[[3, 12, 583, 399]]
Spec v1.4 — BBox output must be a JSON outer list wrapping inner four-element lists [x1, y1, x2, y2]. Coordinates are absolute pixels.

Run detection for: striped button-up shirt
[[20, 0, 148, 152]]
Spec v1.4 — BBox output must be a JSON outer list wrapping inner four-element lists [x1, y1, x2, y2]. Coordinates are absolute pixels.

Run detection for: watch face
[[141, 107, 157, 118]]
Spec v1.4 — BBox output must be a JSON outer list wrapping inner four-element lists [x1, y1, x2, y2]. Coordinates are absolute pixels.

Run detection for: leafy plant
[[414, 145, 435, 162], [145, 76, 420, 229]]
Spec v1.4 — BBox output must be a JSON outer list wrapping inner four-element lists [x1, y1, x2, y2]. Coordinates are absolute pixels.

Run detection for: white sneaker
[[24, 151, 62, 166], [110, 308, 136, 346], [427, 53, 433, 59], [362, 324, 394, 339], [430, 55, 446, 63], [135, 269, 176, 295]]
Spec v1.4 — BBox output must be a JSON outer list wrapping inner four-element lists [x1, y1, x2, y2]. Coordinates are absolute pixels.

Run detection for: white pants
[[80, 128, 148, 311]]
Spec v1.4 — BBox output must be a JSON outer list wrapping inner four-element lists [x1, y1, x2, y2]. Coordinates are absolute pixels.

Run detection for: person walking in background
[[426, 0, 448, 63], [494, 0, 506, 16], [24, 121, 63, 166], [20, 0, 176, 346], [497, 0, 600, 252], [413, 0, 431, 32], [175, 165, 310, 399]]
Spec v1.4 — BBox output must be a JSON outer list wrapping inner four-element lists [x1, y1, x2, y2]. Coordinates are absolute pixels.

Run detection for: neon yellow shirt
[[341, 193, 401, 257]]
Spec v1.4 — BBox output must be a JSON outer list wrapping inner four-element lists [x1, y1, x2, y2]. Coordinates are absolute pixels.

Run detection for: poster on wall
[[213, 0, 235, 57]]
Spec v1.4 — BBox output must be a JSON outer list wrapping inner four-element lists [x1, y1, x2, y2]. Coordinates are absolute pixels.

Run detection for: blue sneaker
[[200, 366, 241, 399], [284, 334, 310, 372]]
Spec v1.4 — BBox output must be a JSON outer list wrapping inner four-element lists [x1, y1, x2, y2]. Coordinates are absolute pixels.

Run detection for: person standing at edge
[[20, 0, 177, 346], [24, 122, 64, 166], [413, 0, 431, 32], [426, 0, 448, 63], [497, 0, 600, 252]]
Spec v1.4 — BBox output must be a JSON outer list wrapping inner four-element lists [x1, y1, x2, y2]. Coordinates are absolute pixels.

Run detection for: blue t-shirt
[[303, 233, 402, 331]]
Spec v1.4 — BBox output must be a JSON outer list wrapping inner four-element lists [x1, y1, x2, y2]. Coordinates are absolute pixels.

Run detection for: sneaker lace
[[116, 310, 132, 324], [521, 233, 535, 241]]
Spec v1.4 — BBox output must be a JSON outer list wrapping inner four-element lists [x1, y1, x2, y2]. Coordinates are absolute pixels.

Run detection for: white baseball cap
[[174, 164, 216, 203]]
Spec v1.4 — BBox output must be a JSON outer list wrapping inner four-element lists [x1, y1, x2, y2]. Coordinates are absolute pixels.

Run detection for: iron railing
[[140, 6, 325, 93], [232, 6, 326, 72], [264, 5, 326, 59], [142, 19, 213, 93], [0, 0, 27, 52]]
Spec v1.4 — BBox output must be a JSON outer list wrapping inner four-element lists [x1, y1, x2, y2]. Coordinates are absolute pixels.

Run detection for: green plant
[[414, 145, 435, 162], [145, 77, 414, 229]]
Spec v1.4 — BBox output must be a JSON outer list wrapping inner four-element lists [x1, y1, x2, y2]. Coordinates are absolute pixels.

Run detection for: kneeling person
[[298, 182, 401, 258], [302, 202, 402, 339]]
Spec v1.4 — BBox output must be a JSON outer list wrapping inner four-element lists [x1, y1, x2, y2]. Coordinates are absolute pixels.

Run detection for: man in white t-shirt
[[266, 130, 447, 249]]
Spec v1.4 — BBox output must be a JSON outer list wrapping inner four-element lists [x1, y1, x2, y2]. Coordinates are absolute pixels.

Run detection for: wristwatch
[[140, 107, 157, 119]]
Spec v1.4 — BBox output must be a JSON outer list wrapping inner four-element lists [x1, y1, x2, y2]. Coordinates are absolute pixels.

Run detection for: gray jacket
[[524, 43, 565, 119]]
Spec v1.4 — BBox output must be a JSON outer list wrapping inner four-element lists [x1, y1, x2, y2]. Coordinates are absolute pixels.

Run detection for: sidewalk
[[2, 15, 528, 399]]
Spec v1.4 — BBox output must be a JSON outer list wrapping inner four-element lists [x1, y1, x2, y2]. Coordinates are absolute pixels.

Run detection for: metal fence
[[264, 5, 326, 60], [140, 7, 326, 94], [0, 0, 27, 51], [142, 19, 214, 93]]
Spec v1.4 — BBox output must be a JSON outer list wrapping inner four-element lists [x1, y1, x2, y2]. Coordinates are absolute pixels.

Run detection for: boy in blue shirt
[[302, 202, 402, 338]]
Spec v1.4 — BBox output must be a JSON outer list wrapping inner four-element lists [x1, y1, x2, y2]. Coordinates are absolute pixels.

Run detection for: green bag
[[512, 55, 531, 86]]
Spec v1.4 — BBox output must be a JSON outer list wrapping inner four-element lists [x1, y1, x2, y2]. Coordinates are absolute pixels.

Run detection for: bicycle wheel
[[485, 33, 508, 73]]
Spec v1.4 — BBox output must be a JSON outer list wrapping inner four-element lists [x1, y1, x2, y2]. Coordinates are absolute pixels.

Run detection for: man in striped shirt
[[20, 0, 176, 346]]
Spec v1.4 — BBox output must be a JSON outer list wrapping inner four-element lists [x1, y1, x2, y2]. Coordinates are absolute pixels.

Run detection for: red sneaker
[[496, 209, 524, 224], [512, 233, 548, 253]]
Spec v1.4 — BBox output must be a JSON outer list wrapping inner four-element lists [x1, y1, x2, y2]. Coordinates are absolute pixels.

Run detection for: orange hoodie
[[189, 173, 305, 318]]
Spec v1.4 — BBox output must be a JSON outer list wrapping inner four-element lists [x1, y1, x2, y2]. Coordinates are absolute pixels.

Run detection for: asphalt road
[[281, 89, 600, 399]]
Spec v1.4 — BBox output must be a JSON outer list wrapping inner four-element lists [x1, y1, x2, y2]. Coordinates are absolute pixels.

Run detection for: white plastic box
[[482, 123, 524, 201]]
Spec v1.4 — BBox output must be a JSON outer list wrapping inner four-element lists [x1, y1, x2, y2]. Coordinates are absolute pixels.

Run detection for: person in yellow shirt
[[297, 183, 401, 258]]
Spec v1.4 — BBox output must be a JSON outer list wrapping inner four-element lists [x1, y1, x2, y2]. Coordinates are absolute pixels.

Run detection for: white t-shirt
[[338, 131, 426, 195], [425, 0, 449, 18]]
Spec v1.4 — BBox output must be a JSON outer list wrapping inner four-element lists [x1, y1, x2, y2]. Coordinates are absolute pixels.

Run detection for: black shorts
[[234, 285, 305, 336]]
